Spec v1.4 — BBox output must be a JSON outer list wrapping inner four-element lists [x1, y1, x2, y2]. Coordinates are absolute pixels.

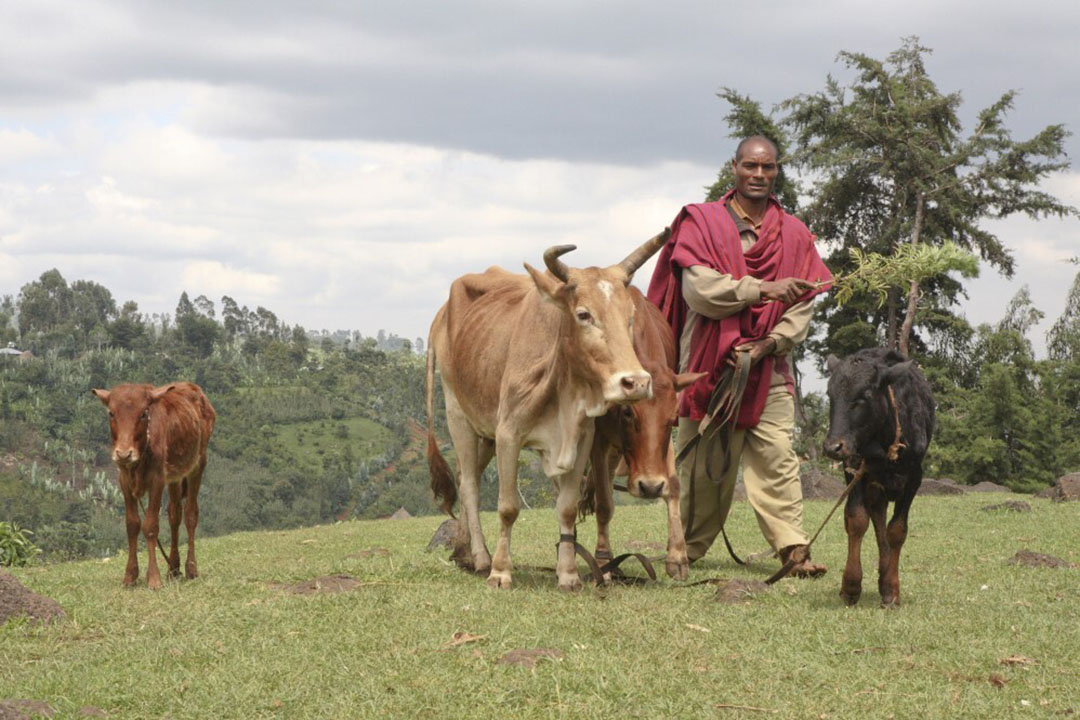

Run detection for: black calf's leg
[[882, 469, 921, 607], [840, 481, 869, 606]]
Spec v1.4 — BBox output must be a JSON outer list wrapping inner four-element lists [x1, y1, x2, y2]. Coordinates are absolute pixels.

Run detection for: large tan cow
[[93, 382, 215, 589], [426, 232, 667, 590], [583, 287, 705, 580]]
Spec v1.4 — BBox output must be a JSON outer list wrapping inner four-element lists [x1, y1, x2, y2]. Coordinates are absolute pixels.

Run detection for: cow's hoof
[[666, 558, 689, 582], [122, 575, 138, 588], [169, 566, 182, 579], [840, 589, 861, 606], [557, 576, 584, 592], [880, 596, 900, 609], [147, 576, 163, 590], [486, 571, 512, 590], [185, 566, 199, 580]]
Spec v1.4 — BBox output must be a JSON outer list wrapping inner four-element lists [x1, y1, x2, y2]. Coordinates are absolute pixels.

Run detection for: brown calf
[[93, 382, 215, 589], [584, 287, 705, 580]]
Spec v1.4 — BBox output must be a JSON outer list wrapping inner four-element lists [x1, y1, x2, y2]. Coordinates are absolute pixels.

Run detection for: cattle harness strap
[[555, 532, 658, 586], [676, 349, 752, 566]]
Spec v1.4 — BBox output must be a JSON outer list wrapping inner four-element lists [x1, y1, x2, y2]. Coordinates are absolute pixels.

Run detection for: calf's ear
[[880, 360, 912, 387], [91, 388, 110, 405], [673, 371, 708, 391], [150, 384, 176, 401], [826, 354, 840, 373]]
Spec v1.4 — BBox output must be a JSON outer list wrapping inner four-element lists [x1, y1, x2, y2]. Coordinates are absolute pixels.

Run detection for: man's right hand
[[759, 278, 816, 305]]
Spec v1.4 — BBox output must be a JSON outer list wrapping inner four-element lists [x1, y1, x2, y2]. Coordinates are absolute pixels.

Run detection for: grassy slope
[[272, 416, 394, 469], [2, 494, 1077, 719]]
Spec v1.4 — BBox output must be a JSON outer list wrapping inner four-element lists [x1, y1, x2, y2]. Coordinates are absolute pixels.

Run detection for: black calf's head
[[823, 350, 911, 461]]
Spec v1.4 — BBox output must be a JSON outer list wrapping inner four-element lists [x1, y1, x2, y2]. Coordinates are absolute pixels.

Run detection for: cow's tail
[[426, 328, 457, 517]]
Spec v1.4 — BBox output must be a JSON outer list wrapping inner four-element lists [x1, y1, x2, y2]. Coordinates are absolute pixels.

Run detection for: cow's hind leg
[[588, 445, 615, 582], [881, 469, 921, 608], [166, 482, 183, 578], [840, 480, 869, 606], [444, 387, 492, 574], [184, 465, 204, 580], [489, 427, 523, 590]]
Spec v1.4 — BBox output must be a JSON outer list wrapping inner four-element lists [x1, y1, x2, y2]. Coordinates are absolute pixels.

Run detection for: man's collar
[[727, 195, 764, 232]]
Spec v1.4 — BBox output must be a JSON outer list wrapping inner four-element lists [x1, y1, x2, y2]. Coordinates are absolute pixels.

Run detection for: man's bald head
[[734, 135, 780, 163]]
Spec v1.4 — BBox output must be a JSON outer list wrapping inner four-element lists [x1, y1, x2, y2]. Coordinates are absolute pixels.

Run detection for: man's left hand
[[731, 338, 777, 367]]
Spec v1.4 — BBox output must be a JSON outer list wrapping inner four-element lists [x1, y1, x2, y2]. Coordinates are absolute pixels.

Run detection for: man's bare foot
[[780, 544, 827, 578]]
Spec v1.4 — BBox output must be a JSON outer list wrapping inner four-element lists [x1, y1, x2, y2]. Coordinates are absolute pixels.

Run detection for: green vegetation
[[0, 521, 40, 567], [2, 496, 1077, 719]]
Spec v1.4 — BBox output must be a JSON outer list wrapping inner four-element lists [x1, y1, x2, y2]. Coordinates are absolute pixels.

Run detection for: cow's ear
[[826, 354, 840, 373], [879, 361, 912, 387], [150, 384, 176, 402], [92, 388, 110, 405], [524, 262, 565, 302], [673, 371, 708, 391]]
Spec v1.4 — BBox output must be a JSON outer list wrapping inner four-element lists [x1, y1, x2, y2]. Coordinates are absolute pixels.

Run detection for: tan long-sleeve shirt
[[677, 198, 813, 388]]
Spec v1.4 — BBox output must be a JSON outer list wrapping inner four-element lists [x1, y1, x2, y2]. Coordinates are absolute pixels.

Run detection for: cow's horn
[[617, 227, 671, 277], [543, 244, 576, 282]]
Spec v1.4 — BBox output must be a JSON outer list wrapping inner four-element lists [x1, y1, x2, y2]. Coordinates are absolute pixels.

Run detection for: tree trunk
[[886, 287, 900, 350], [898, 192, 925, 357]]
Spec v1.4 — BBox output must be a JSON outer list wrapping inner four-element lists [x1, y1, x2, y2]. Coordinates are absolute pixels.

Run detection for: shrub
[[0, 521, 41, 567]]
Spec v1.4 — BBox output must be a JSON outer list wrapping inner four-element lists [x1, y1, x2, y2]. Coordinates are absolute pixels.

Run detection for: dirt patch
[[800, 467, 846, 499], [271, 574, 361, 594], [344, 548, 389, 560], [980, 501, 1031, 513], [1007, 550, 1077, 569], [77, 708, 108, 718], [0, 572, 65, 627], [917, 478, 967, 496], [497, 648, 565, 668], [714, 579, 771, 604], [0, 699, 54, 719], [626, 540, 665, 552], [426, 519, 459, 552]]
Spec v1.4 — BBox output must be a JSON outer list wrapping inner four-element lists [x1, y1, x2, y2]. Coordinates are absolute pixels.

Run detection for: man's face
[[732, 141, 778, 201]]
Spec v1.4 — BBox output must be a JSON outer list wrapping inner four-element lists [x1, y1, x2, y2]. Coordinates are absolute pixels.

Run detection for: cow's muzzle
[[823, 437, 852, 461], [606, 371, 653, 403], [113, 448, 139, 467], [629, 474, 666, 500]]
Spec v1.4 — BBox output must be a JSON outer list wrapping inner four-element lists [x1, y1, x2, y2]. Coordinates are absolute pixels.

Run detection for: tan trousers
[[678, 384, 808, 562]]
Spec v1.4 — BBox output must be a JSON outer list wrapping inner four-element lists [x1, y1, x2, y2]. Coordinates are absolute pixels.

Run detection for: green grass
[[2, 494, 1078, 719], [272, 417, 393, 468]]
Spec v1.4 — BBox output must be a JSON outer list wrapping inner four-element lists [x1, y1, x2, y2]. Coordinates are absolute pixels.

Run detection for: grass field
[[2, 493, 1077, 719], [272, 416, 394, 469]]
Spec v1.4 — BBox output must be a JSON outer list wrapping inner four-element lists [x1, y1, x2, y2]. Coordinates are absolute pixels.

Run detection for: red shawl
[[646, 190, 832, 427]]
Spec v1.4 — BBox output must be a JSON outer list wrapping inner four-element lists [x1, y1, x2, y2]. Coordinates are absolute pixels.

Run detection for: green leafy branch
[[825, 241, 980, 307]]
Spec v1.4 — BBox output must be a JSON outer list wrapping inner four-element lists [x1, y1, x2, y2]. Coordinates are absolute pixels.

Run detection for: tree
[[782, 38, 1075, 357], [17, 269, 73, 339], [1048, 271, 1080, 361]]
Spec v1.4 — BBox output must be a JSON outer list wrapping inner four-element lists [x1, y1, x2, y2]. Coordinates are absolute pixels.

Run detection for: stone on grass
[[0, 572, 64, 627]]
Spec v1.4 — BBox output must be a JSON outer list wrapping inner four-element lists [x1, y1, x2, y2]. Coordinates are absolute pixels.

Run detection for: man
[[646, 135, 831, 576]]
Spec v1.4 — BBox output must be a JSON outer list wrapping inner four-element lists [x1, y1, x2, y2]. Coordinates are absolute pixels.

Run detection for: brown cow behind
[[583, 287, 705, 580], [93, 382, 215, 589]]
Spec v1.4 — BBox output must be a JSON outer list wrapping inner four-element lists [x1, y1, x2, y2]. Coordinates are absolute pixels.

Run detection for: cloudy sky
[[2, 0, 1078, 364]]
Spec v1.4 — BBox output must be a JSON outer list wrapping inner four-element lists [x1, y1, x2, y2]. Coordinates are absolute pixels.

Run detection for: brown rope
[[886, 386, 906, 461]]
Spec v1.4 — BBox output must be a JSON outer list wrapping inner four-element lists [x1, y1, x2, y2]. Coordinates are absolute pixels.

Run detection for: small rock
[[969, 481, 1012, 493], [800, 467, 846, 500], [425, 519, 459, 552], [714, 579, 770, 604], [0, 699, 54, 719], [917, 478, 967, 496]]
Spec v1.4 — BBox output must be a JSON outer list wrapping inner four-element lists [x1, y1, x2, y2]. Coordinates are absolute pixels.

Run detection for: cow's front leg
[[555, 472, 585, 591], [120, 474, 140, 587], [663, 439, 688, 580], [488, 429, 522, 590], [142, 476, 165, 590], [865, 487, 892, 608], [840, 483, 869, 606], [589, 445, 614, 582], [166, 482, 183, 578]]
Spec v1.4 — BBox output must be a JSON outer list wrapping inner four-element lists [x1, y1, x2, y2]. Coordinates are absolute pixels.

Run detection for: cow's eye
[[575, 309, 592, 323], [108, 411, 114, 419]]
